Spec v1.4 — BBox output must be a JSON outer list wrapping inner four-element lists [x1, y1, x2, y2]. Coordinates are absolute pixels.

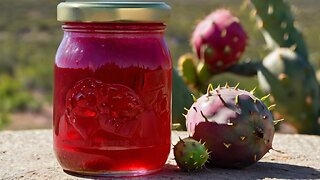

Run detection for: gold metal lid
[[57, 1, 171, 23]]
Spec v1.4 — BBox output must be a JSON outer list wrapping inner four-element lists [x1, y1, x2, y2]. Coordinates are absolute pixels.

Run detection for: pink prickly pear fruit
[[191, 9, 248, 73], [186, 84, 278, 168]]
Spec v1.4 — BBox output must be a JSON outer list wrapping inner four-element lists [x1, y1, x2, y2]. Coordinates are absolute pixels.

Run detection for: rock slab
[[0, 130, 320, 179]]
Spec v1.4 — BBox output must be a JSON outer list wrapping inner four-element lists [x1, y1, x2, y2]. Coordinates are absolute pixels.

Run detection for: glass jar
[[54, 2, 172, 177]]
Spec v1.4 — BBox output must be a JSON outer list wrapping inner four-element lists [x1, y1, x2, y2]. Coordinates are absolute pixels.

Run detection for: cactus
[[173, 137, 209, 171], [257, 48, 320, 134], [227, 60, 261, 77], [317, 70, 320, 85], [249, 0, 320, 134], [177, 54, 199, 87], [186, 85, 276, 168], [176, 0, 320, 134], [191, 9, 248, 72], [249, 0, 308, 60], [178, 54, 213, 92], [196, 62, 212, 85], [172, 68, 194, 130]]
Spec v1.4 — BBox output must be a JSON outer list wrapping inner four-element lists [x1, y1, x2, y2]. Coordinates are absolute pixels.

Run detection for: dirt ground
[[5, 105, 52, 130]]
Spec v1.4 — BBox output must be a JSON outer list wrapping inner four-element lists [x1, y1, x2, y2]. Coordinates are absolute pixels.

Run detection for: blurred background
[[0, 0, 319, 130]]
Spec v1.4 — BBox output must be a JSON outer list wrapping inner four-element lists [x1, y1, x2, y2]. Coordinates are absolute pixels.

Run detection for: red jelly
[[54, 2, 172, 177]]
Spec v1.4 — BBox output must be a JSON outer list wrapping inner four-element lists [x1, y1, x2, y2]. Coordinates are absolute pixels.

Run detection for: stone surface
[[0, 130, 319, 180]]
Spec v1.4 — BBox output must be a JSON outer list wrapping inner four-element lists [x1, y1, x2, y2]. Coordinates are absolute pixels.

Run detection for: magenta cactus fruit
[[191, 9, 248, 72], [173, 137, 209, 171], [186, 84, 276, 168]]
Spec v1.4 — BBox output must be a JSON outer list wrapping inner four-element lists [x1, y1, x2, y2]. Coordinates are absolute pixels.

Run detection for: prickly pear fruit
[[173, 137, 209, 171], [191, 9, 248, 72], [186, 84, 275, 168], [257, 48, 320, 134]]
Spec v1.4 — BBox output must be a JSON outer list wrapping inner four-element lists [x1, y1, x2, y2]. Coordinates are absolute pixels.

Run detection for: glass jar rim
[[57, 1, 171, 23]]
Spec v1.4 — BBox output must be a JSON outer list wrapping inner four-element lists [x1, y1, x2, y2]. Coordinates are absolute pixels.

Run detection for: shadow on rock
[[63, 162, 320, 179], [247, 161, 320, 179], [147, 162, 320, 180]]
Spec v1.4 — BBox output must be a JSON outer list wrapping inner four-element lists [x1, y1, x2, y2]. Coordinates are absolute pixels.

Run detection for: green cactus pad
[[197, 62, 212, 84], [257, 48, 320, 134], [178, 54, 198, 85], [172, 69, 194, 130], [250, 0, 309, 60]]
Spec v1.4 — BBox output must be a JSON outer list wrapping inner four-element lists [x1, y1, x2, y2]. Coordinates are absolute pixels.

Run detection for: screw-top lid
[[57, 1, 171, 23]]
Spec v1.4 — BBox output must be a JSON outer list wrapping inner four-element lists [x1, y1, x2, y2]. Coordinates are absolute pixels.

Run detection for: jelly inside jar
[[53, 23, 172, 174]]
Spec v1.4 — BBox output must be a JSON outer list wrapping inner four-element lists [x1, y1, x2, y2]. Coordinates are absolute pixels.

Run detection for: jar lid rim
[[57, 1, 171, 23]]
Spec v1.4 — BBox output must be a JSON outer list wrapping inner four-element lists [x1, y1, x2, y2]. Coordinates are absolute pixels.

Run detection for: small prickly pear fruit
[[191, 9, 248, 72], [173, 137, 209, 171], [178, 54, 198, 85], [186, 84, 275, 168]]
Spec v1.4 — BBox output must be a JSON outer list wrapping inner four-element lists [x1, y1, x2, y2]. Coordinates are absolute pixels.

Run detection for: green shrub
[[0, 112, 9, 130], [0, 75, 42, 128]]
